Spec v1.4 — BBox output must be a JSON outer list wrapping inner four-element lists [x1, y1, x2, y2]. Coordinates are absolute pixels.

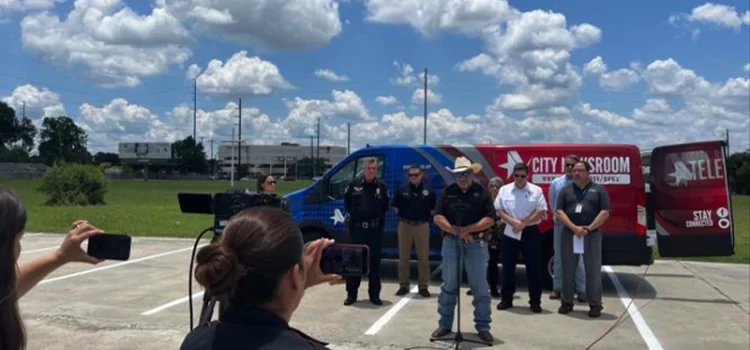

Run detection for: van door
[[650, 140, 735, 257]]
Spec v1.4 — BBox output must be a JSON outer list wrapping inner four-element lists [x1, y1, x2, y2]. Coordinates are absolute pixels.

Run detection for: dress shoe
[[478, 331, 494, 343], [496, 301, 512, 310], [588, 305, 602, 318], [370, 296, 383, 305], [558, 302, 573, 314], [418, 288, 430, 297], [344, 296, 356, 306], [395, 287, 409, 296], [431, 327, 451, 338], [490, 289, 501, 298], [549, 290, 561, 300], [530, 304, 542, 313]]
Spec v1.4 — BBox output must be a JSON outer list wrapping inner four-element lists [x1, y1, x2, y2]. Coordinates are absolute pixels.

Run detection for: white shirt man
[[493, 163, 548, 312]]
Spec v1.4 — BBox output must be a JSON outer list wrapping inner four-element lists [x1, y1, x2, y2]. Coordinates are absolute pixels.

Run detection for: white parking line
[[22, 246, 59, 254], [603, 266, 664, 350], [39, 245, 207, 284], [142, 291, 205, 315], [365, 285, 418, 335]]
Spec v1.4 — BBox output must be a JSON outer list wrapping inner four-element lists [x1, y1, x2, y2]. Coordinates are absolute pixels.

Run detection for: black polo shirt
[[434, 182, 496, 228], [180, 305, 329, 350], [391, 182, 436, 222], [555, 181, 611, 229]]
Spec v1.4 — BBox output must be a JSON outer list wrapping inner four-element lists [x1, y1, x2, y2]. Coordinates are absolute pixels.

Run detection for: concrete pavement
[[17, 233, 750, 350]]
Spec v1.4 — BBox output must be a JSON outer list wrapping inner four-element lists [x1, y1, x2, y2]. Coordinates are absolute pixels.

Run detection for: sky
[[0, 0, 748, 156]]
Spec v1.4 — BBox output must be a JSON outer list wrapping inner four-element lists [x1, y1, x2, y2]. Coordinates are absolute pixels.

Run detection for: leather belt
[[354, 218, 381, 229], [400, 219, 428, 226]]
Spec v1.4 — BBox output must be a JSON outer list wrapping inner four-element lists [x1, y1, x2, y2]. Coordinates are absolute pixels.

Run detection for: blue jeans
[[553, 224, 585, 292], [437, 236, 492, 332]]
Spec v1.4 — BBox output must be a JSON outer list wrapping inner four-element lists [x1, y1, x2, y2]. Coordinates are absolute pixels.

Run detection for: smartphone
[[87, 233, 132, 261], [320, 244, 369, 277]]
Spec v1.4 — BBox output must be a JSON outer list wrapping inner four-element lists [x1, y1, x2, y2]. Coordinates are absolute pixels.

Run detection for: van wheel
[[541, 236, 554, 291], [302, 228, 328, 243]]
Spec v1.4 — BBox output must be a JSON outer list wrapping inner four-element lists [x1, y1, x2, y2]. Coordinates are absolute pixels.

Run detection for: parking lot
[[18, 233, 750, 350]]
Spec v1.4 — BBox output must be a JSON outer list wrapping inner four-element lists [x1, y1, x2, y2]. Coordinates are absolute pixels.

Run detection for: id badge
[[575, 203, 583, 213]]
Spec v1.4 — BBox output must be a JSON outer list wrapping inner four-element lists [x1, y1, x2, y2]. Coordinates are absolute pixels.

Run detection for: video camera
[[178, 188, 288, 236]]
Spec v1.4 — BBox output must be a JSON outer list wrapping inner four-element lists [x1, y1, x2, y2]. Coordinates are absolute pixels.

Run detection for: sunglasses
[[266, 180, 276, 185], [455, 172, 470, 178], [565, 163, 575, 168], [408, 173, 420, 177], [514, 174, 527, 178]]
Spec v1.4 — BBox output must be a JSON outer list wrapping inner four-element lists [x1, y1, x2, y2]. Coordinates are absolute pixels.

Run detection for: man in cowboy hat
[[431, 156, 496, 344]]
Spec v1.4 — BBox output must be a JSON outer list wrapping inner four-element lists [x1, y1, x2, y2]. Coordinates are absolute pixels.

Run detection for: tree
[[172, 136, 207, 174], [37, 116, 92, 165], [0, 101, 37, 158], [295, 157, 330, 178], [727, 150, 750, 195]]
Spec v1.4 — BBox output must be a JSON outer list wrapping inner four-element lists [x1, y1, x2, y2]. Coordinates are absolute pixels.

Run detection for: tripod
[[430, 199, 492, 349]]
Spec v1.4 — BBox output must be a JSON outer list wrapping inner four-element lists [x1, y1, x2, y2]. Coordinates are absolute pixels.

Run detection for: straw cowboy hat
[[446, 156, 482, 174]]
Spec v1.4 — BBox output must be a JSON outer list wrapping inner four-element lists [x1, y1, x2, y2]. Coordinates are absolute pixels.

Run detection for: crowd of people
[[0, 153, 610, 349]]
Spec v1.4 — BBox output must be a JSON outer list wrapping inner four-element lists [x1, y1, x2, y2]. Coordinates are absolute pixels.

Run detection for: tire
[[540, 234, 554, 291]]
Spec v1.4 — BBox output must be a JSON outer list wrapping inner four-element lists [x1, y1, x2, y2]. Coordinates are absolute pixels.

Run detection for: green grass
[[2, 179, 748, 264], [1, 179, 311, 237], [653, 195, 749, 264]]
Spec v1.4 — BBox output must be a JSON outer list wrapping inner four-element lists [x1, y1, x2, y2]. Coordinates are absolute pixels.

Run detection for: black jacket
[[180, 305, 329, 350]]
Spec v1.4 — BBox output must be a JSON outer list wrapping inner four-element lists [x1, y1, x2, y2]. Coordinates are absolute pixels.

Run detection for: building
[[217, 142, 347, 178]]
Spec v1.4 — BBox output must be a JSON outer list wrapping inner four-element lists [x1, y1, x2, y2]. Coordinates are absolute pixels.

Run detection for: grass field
[[1, 179, 748, 264], [1, 179, 312, 237]]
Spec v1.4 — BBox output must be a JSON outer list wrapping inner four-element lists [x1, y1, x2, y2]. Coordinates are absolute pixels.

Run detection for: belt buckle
[[362, 221, 369, 229]]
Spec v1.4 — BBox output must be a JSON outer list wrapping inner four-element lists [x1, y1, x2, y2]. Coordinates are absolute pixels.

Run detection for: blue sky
[[0, 0, 748, 154]]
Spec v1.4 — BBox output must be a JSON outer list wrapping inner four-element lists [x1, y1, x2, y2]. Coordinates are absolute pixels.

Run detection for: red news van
[[286, 140, 736, 290]]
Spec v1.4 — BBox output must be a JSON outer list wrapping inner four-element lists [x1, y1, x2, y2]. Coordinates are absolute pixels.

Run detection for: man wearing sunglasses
[[494, 162, 548, 313], [392, 165, 436, 297]]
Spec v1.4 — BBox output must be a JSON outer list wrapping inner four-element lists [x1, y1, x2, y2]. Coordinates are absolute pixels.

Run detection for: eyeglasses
[[565, 163, 575, 168], [266, 180, 276, 185], [455, 172, 470, 178], [514, 174, 527, 178], [408, 173, 420, 178]]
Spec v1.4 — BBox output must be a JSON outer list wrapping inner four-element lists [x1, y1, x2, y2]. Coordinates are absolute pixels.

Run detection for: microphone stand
[[430, 199, 492, 349]]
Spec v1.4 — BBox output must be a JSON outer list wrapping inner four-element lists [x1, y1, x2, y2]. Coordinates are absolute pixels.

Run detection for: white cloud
[[0, 0, 59, 13], [314, 69, 350, 82], [411, 88, 441, 104], [583, 56, 640, 91], [20, 0, 193, 87], [375, 96, 398, 105], [688, 2, 750, 29], [157, 0, 343, 49], [192, 51, 294, 97], [0, 84, 66, 128], [744, 63, 750, 72]]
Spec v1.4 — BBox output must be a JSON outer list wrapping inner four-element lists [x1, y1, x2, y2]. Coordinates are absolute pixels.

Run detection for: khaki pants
[[397, 221, 430, 289]]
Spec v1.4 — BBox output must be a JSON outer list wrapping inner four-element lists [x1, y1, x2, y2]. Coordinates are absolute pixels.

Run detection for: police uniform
[[180, 305, 330, 350], [391, 180, 436, 296], [343, 176, 390, 305]]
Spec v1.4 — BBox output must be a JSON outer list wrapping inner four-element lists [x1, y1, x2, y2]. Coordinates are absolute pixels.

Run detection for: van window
[[327, 155, 385, 199]]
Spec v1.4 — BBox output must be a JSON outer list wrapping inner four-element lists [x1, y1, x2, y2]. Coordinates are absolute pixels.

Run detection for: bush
[[38, 163, 109, 206]]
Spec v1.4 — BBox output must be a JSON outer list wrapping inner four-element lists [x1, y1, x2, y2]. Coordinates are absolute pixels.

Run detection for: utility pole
[[316, 118, 320, 178], [238, 98, 242, 178], [725, 128, 730, 152], [347, 122, 351, 155], [193, 78, 197, 140], [209, 139, 214, 177], [423, 68, 427, 145], [231, 127, 235, 187], [22, 101, 26, 119], [309, 136, 314, 178]]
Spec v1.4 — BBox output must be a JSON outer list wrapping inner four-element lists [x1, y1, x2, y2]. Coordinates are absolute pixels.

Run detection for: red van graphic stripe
[[436, 144, 493, 184]]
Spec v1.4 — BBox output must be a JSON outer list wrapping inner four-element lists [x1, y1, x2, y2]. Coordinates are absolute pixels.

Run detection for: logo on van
[[499, 151, 523, 178], [665, 151, 724, 187], [330, 208, 346, 226]]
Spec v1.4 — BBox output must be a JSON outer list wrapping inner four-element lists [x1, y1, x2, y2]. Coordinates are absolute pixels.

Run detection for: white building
[[217, 142, 347, 178]]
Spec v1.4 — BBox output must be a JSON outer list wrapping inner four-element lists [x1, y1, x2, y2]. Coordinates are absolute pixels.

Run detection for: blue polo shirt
[[549, 175, 572, 229]]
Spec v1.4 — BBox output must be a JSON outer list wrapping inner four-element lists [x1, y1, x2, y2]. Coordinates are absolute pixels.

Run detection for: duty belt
[[400, 219, 428, 226], [354, 218, 381, 229]]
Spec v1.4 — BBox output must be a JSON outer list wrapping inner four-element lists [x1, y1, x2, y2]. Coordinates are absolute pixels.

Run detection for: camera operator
[[181, 206, 341, 350], [1, 187, 104, 350]]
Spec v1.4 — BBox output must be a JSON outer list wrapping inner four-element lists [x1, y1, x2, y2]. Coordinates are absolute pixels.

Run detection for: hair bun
[[194, 244, 246, 295]]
